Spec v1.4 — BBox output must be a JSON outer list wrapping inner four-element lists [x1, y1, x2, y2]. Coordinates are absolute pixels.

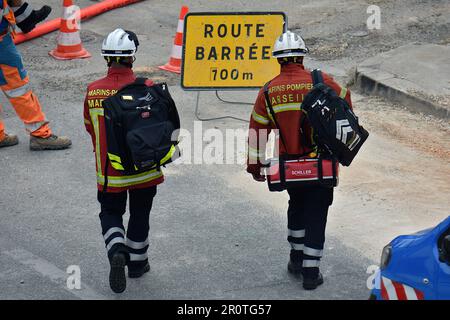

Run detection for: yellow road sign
[[182, 12, 286, 90]]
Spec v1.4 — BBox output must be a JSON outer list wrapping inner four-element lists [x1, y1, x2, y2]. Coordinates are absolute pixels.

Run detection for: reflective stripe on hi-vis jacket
[[251, 110, 270, 125]]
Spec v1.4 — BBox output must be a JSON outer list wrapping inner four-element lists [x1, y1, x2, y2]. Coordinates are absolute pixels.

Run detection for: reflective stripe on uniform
[[89, 108, 103, 172], [288, 229, 305, 238], [269, 103, 301, 114], [107, 153, 122, 164], [339, 87, 348, 99], [2, 3, 12, 19], [252, 110, 270, 125], [110, 162, 124, 171], [2, 5, 11, 15], [106, 237, 125, 251], [108, 152, 125, 170], [303, 260, 320, 268], [129, 253, 148, 261], [126, 238, 149, 250], [160, 144, 176, 166], [12, 4, 32, 23], [103, 227, 125, 241], [290, 243, 304, 251], [97, 169, 163, 187], [303, 246, 323, 257], [2, 0, 17, 31], [3, 83, 30, 98], [248, 146, 264, 160]]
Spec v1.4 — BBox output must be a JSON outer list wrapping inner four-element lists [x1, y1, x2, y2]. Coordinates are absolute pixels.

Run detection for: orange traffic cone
[[159, 6, 189, 74], [49, 0, 91, 60]]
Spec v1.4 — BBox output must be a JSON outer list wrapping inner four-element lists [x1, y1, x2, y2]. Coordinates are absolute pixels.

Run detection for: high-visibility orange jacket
[[247, 63, 352, 174], [83, 67, 164, 193], [0, 0, 51, 141]]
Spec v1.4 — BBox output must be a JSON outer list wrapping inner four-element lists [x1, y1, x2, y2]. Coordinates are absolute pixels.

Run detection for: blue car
[[370, 216, 450, 300]]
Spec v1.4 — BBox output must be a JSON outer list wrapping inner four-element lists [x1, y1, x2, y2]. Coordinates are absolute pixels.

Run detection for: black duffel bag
[[301, 69, 369, 166]]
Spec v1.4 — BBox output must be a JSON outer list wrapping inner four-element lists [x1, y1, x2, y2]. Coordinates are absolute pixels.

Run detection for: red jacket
[[247, 63, 352, 174], [84, 67, 164, 193]]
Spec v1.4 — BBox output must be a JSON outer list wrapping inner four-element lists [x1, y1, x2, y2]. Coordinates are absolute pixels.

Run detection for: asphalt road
[[0, 0, 449, 299]]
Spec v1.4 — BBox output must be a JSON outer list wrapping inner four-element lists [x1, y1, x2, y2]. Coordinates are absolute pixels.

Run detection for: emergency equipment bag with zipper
[[301, 69, 369, 166], [103, 78, 180, 176], [263, 81, 339, 192]]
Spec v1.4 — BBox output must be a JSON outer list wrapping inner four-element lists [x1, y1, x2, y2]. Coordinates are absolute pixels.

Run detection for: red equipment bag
[[266, 157, 339, 192], [262, 81, 339, 192]]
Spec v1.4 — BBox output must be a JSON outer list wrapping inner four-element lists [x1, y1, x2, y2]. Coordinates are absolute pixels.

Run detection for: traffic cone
[[49, 0, 91, 60], [158, 6, 188, 74]]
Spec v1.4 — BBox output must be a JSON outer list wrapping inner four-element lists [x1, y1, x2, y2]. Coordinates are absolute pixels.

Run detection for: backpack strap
[[311, 69, 324, 85], [134, 77, 147, 85], [299, 112, 315, 154], [263, 81, 288, 151], [101, 156, 110, 195]]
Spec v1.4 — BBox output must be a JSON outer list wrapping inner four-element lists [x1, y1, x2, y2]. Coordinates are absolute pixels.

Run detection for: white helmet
[[101, 28, 139, 57], [272, 30, 309, 58]]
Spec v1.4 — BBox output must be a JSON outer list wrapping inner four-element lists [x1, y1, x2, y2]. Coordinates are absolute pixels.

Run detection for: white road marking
[[3, 248, 106, 300]]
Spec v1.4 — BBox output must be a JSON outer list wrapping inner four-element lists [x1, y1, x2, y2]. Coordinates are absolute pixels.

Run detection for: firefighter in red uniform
[[84, 29, 163, 293], [247, 31, 353, 290]]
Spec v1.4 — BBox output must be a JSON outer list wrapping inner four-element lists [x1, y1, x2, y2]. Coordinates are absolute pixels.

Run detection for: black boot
[[287, 260, 303, 276], [302, 271, 324, 290], [287, 249, 303, 277], [128, 260, 150, 278], [16, 4, 52, 33], [108, 245, 129, 293], [109, 252, 127, 293]]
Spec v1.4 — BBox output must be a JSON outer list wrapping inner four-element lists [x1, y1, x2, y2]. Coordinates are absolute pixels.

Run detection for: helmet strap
[[105, 56, 134, 68], [278, 56, 303, 65]]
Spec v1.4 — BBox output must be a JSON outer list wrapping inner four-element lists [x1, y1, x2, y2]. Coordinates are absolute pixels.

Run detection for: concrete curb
[[355, 67, 450, 119]]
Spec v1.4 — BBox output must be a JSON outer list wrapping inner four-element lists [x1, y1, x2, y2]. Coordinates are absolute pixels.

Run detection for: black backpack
[[301, 69, 369, 166], [103, 78, 180, 178]]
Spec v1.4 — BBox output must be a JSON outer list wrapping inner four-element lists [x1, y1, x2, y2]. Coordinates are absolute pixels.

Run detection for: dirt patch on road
[[355, 94, 450, 161]]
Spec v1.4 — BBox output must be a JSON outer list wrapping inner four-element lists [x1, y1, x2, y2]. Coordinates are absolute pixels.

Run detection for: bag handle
[[311, 69, 324, 85], [115, 77, 148, 95]]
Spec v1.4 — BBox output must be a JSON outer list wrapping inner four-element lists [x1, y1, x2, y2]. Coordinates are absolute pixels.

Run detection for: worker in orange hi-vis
[[0, 0, 71, 150]]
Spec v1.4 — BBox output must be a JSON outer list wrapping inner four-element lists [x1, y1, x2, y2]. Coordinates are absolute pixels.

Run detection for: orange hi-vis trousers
[[0, 32, 51, 141]]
